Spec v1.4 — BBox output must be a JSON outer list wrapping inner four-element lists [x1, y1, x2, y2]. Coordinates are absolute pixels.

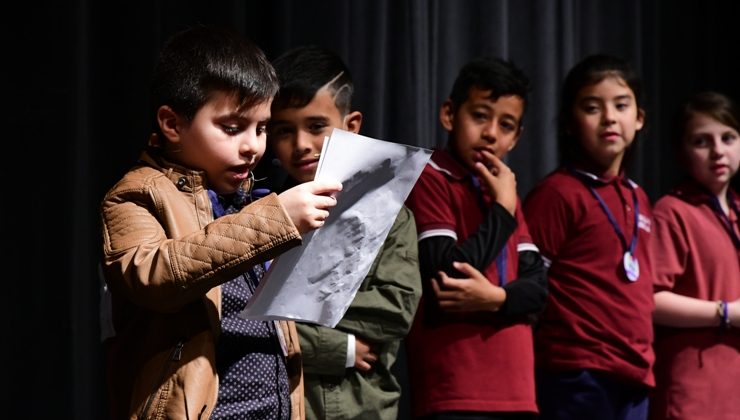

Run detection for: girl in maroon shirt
[[523, 55, 654, 420], [650, 91, 740, 420]]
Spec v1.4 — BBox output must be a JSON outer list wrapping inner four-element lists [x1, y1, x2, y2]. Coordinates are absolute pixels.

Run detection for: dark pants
[[418, 412, 537, 420], [536, 369, 649, 420]]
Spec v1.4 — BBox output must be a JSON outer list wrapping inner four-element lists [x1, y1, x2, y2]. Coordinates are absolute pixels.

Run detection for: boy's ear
[[157, 106, 182, 143], [343, 111, 363, 134], [508, 126, 524, 152], [439, 99, 454, 132]]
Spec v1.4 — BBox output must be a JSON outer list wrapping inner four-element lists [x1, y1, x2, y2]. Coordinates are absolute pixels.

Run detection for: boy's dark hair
[[271, 45, 354, 116], [672, 91, 740, 151], [150, 24, 278, 135], [557, 54, 645, 167], [448, 56, 530, 123]]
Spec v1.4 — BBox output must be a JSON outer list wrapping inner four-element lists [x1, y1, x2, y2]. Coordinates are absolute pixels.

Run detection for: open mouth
[[230, 164, 252, 180]]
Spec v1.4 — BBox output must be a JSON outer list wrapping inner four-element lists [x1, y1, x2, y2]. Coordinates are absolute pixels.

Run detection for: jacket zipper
[[140, 340, 184, 419]]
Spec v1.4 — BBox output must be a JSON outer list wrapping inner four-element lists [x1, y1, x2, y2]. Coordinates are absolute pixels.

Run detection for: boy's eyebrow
[[268, 115, 330, 126], [500, 113, 520, 122], [305, 115, 330, 123], [469, 101, 493, 109], [219, 111, 270, 122]]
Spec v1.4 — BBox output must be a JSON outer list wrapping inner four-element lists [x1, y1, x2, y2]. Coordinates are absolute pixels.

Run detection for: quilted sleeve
[[101, 191, 301, 312]]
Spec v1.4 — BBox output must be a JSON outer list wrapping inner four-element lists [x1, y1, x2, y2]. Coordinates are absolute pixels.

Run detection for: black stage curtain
[[8, 1, 740, 418]]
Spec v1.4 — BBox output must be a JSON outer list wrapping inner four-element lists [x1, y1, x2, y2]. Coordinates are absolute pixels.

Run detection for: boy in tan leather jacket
[[99, 25, 341, 419]]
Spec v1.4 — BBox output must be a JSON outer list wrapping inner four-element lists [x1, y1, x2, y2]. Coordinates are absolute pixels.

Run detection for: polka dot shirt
[[208, 189, 290, 419], [211, 264, 290, 419]]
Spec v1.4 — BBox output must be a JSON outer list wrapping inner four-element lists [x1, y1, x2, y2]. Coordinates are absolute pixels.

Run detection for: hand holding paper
[[277, 179, 343, 233], [240, 128, 432, 327]]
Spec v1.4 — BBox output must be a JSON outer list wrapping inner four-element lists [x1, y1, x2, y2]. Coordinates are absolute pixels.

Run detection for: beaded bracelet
[[718, 300, 731, 330]]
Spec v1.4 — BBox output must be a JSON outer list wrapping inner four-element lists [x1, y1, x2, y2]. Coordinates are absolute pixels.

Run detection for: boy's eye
[[269, 125, 293, 139], [615, 102, 629, 111], [256, 125, 267, 136], [499, 121, 516, 133], [309, 123, 328, 134], [472, 112, 488, 121], [221, 125, 242, 135]]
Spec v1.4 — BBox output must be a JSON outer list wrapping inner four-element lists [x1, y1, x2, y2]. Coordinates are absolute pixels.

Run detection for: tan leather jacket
[[100, 150, 305, 419]]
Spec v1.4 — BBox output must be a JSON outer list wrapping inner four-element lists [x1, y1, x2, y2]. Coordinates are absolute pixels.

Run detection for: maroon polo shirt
[[405, 149, 538, 416], [523, 167, 655, 387], [650, 182, 740, 419]]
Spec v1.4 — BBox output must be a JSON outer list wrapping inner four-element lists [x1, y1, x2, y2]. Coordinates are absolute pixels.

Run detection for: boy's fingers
[[356, 360, 371, 371], [437, 271, 453, 287], [482, 152, 512, 174], [474, 163, 496, 184], [306, 179, 343, 195], [319, 195, 338, 209], [431, 276, 444, 296], [452, 261, 476, 276]]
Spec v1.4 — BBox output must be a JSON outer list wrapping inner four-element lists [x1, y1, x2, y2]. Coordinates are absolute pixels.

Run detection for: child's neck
[[574, 156, 623, 179], [709, 182, 732, 215]]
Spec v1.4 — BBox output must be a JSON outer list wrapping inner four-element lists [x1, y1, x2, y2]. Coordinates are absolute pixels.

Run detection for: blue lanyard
[[470, 176, 508, 286], [709, 194, 740, 249], [573, 171, 640, 256]]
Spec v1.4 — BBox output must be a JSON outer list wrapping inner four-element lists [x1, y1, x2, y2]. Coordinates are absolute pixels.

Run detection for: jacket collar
[[138, 148, 254, 193]]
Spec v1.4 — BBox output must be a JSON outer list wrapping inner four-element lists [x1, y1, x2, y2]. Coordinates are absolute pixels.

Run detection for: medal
[[623, 252, 639, 282], [571, 169, 641, 283]]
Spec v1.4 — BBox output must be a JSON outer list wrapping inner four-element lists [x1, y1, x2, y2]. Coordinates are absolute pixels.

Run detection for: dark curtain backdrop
[[8, 1, 740, 418]]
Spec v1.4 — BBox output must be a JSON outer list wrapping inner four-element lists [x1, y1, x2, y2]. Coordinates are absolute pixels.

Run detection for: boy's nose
[[240, 130, 261, 155], [297, 130, 314, 148], [482, 123, 497, 142]]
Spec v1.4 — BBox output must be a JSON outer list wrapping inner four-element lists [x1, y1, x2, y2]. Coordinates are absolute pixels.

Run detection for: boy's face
[[159, 91, 270, 194], [269, 87, 361, 183], [441, 87, 524, 171]]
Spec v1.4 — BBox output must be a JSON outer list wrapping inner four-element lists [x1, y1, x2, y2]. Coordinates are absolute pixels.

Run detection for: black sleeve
[[417, 202, 517, 283], [498, 250, 548, 318]]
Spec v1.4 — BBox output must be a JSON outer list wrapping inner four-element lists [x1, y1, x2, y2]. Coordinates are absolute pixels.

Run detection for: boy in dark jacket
[[268, 45, 422, 420]]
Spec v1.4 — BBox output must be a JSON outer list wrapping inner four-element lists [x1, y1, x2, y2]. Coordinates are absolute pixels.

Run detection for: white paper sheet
[[239, 128, 432, 327]]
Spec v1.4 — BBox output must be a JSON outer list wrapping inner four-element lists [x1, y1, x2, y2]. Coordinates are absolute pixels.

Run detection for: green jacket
[[296, 206, 422, 420]]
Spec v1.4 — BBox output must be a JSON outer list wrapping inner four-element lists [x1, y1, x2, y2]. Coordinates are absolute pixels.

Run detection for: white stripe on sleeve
[[418, 229, 458, 242], [517, 243, 540, 253]]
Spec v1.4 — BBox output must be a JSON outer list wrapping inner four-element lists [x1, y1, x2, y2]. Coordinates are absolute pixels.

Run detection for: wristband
[[718, 300, 731, 330]]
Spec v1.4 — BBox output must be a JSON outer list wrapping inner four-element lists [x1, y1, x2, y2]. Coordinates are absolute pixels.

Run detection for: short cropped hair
[[271, 45, 354, 116], [150, 24, 278, 134], [448, 56, 530, 123]]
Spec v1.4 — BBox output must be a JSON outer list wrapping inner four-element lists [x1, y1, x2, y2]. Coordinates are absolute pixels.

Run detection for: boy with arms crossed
[[404, 56, 547, 420], [267, 45, 422, 420]]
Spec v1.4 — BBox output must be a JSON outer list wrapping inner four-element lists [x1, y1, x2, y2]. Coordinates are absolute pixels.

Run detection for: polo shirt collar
[[672, 179, 740, 208], [568, 167, 637, 188], [429, 149, 471, 181]]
